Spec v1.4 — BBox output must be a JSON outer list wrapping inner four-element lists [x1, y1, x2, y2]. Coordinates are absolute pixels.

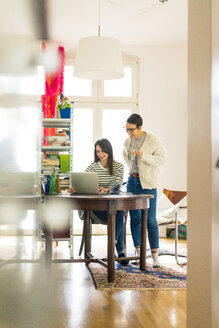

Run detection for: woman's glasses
[[123, 126, 137, 133]]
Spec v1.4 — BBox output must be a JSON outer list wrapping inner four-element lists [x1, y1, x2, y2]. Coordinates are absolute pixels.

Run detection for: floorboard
[[0, 235, 186, 328]]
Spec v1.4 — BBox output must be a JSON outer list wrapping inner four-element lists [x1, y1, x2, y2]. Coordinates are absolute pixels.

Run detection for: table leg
[[84, 210, 91, 259], [107, 214, 115, 282], [140, 209, 147, 270], [45, 226, 52, 267]]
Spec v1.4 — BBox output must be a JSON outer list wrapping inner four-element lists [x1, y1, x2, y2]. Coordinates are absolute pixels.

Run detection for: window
[[0, 66, 44, 95], [104, 67, 132, 97], [64, 66, 92, 97], [102, 108, 132, 180], [0, 107, 40, 172], [73, 108, 93, 171], [0, 68, 43, 235], [64, 58, 138, 162], [0, 107, 40, 235]]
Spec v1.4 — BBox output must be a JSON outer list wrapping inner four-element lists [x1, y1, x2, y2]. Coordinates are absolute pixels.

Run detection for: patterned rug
[[88, 251, 187, 291]]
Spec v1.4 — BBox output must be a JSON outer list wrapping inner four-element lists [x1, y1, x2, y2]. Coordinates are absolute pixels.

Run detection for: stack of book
[[60, 177, 70, 188], [42, 151, 60, 174]]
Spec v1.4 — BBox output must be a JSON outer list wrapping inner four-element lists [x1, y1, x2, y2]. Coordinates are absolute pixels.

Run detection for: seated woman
[[70, 138, 128, 265]]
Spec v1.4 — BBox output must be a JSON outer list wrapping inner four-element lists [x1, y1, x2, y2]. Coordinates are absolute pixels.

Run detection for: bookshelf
[[41, 112, 73, 190], [40, 104, 74, 258]]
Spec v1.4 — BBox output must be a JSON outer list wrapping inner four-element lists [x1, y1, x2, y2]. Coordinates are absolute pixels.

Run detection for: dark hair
[[127, 113, 143, 128], [94, 138, 114, 175]]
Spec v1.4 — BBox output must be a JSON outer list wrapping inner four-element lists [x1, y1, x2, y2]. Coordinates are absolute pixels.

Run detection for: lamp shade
[[74, 36, 124, 80]]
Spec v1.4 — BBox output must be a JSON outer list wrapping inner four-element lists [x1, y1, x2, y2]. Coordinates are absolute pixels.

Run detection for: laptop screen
[[71, 172, 99, 194]]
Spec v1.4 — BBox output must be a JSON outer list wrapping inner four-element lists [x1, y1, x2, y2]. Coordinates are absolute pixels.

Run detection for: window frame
[[99, 60, 139, 103], [64, 51, 139, 106]]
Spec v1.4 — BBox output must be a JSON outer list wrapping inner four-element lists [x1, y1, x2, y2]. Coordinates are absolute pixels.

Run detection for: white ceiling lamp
[[74, 0, 124, 80]]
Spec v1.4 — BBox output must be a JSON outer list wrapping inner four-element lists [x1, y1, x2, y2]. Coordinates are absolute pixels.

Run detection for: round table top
[[0, 194, 41, 199], [45, 192, 154, 201]]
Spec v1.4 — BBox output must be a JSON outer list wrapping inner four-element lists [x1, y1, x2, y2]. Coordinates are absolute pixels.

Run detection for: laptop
[[8, 171, 38, 195], [70, 172, 122, 194], [71, 172, 100, 194]]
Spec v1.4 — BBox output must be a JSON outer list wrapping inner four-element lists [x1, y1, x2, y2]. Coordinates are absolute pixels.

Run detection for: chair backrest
[[163, 189, 187, 205]]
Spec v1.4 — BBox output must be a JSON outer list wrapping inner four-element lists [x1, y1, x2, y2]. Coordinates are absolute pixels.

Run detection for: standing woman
[[70, 138, 128, 265], [123, 114, 166, 267]]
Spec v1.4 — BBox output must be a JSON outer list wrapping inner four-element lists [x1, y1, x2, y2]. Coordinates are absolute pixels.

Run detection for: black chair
[[78, 210, 128, 256]]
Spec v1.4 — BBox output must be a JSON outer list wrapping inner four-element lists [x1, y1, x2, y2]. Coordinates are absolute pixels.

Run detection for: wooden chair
[[157, 188, 187, 265]]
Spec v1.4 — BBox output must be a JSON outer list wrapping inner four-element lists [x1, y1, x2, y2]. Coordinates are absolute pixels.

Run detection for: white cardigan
[[123, 132, 166, 189]]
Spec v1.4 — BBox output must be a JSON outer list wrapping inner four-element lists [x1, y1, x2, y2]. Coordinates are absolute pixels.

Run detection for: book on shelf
[[42, 166, 60, 174], [42, 164, 60, 168], [44, 151, 60, 158], [60, 178, 70, 185], [42, 159, 60, 166], [42, 171, 60, 175]]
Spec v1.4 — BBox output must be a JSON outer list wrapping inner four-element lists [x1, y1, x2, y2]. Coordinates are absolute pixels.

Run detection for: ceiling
[[0, 0, 187, 47]]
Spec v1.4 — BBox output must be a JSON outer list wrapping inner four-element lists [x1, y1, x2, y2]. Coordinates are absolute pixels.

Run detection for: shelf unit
[[40, 104, 74, 258], [41, 115, 73, 183]]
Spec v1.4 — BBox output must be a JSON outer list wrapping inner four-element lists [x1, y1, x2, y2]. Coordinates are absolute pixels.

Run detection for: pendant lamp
[[74, 0, 124, 80]]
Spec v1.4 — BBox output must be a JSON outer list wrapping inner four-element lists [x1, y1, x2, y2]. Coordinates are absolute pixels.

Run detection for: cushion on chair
[[157, 193, 174, 213], [78, 210, 106, 225], [157, 193, 178, 218], [78, 210, 84, 220], [156, 192, 187, 221], [156, 215, 173, 225], [90, 211, 107, 225]]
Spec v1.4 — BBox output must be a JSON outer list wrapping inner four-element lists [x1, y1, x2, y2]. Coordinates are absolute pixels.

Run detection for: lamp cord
[[98, 0, 101, 37], [139, 1, 163, 15], [107, 0, 168, 15]]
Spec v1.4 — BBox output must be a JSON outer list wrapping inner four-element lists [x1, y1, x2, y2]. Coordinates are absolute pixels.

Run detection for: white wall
[[124, 44, 188, 194]]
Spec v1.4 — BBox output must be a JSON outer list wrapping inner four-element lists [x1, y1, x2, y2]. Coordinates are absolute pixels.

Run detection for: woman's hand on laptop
[[69, 186, 76, 194], [99, 187, 110, 194]]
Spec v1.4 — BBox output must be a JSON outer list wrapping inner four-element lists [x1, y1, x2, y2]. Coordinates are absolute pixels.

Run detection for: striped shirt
[[85, 160, 124, 188]]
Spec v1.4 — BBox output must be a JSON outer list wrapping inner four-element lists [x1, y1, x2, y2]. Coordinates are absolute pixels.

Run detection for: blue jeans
[[127, 175, 159, 250], [92, 210, 124, 253]]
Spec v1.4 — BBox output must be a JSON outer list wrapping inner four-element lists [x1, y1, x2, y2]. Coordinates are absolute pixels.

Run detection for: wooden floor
[[0, 235, 186, 328]]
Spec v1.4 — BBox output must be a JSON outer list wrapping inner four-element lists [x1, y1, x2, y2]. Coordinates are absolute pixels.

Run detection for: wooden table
[[44, 193, 153, 282], [0, 194, 41, 208]]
